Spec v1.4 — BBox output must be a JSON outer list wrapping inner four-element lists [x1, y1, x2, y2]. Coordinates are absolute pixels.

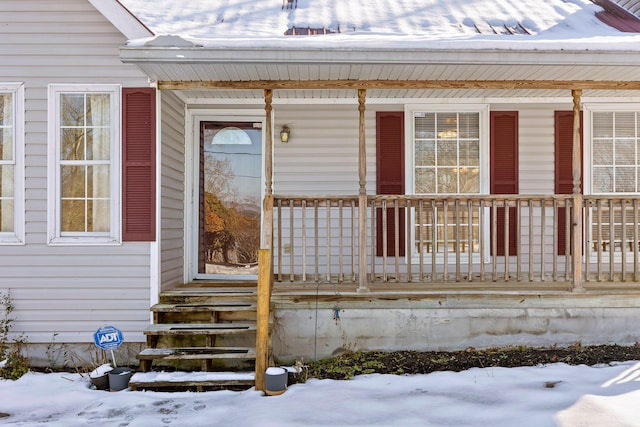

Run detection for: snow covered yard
[[1, 361, 640, 426]]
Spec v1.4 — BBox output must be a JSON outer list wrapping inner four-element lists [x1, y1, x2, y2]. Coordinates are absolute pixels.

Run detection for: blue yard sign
[[93, 325, 124, 350]]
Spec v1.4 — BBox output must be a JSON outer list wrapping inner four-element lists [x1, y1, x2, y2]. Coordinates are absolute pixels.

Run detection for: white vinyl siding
[[160, 91, 186, 288], [273, 104, 373, 195], [0, 0, 151, 344], [514, 103, 558, 195], [0, 83, 25, 245]]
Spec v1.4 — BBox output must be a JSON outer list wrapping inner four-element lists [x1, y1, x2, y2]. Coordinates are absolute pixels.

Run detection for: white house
[[3, 0, 640, 385]]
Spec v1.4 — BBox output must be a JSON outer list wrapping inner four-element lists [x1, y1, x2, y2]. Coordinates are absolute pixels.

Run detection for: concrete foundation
[[271, 291, 640, 362]]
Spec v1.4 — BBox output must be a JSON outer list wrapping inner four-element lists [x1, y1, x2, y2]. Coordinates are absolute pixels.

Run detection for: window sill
[[48, 236, 121, 246]]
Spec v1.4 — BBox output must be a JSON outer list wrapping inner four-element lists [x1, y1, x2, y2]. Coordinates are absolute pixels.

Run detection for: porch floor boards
[[270, 280, 640, 296]]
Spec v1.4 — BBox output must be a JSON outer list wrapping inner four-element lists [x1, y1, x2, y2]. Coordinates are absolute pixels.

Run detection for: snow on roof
[[118, 0, 626, 39], [114, 0, 640, 52]]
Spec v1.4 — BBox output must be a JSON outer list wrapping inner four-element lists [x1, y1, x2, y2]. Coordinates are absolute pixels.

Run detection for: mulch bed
[[304, 343, 640, 380]]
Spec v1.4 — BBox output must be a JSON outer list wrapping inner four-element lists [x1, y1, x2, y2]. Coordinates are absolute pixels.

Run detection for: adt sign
[[94, 325, 124, 350]]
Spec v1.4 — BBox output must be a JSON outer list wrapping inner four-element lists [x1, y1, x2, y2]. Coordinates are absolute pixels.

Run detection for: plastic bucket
[[108, 367, 134, 391]]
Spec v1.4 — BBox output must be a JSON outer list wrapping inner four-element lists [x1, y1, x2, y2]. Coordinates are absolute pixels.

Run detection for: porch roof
[[113, 0, 640, 101]]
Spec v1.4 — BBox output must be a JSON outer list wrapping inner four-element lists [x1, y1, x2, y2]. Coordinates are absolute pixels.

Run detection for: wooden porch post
[[256, 89, 274, 392], [357, 89, 369, 292], [571, 89, 584, 291]]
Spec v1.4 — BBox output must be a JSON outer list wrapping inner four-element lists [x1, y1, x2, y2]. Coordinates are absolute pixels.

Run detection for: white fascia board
[[89, 0, 154, 40], [119, 45, 640, 68]]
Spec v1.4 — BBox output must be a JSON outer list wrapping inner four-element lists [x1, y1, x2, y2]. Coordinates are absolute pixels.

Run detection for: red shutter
[[555, 111, 583, 255], [490, 111, 518, 256], [376, 112, 405, 257], [122, 88, 156, 242]]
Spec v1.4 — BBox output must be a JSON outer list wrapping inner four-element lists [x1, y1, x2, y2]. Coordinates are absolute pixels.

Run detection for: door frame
[[185, 109, 267, 282]]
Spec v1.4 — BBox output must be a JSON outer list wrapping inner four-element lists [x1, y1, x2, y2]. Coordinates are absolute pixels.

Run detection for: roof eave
[[90, 0, 154, 39], [119, 44, 640, 67]]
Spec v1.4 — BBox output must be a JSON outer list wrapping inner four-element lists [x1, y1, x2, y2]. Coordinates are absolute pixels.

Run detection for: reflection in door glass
[[200, 122, 262, 275]]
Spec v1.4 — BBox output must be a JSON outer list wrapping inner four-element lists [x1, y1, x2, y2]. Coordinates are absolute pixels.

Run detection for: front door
[[197, 120, 263, 278]]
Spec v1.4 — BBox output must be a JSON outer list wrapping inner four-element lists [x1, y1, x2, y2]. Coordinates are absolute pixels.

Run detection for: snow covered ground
[[2, 361, 640, 426]]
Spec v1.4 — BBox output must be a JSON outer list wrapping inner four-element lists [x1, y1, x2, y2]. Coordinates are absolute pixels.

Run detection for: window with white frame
[[591, 110, 640, 193], [407, 105, 489, 256], [586, 105, 640, 254], [48, 85, 120, 244], [0, 83, 24, 244]]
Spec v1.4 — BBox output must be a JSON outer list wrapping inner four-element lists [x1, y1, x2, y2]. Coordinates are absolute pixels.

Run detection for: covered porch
[[120, 41, 640, 390]]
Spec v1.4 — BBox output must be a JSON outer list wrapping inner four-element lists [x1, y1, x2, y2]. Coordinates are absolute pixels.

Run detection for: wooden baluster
[[634, 199, 639, 281], [302, 200, 307, 282], [492, 201, 498, 281], [314, 199, 319, 282], [326, 199, 331, 283], [504, 199, 510, 281], [394, 198, 400, 283], [540, 200, 546, 282], [467, 199, 473, 282], [516, 199, 521, 282], [565, 198, 571, 281], [528, 199, 534, 282], [480, 200, 486, 281], [406, 199, 412, 283], [609, 199, 615, 282], [622, 199, 627, 281], [443, 201, 449, 282], [431, 199, 437, 281], [382, 199, 388, 282], [338, 199, 344, 283], [455, 199, 461, 282], [418, 199, 425, 282]]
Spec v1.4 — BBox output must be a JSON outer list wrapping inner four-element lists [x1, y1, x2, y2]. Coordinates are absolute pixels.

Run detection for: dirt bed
[[303, 343, 640, 381]]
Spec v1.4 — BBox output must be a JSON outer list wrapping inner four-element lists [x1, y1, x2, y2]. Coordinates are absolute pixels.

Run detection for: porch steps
[[135, 281, 269, 392]]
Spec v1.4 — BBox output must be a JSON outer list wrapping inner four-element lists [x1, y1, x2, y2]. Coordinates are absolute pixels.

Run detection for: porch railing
[[270, 194, 640, 286]]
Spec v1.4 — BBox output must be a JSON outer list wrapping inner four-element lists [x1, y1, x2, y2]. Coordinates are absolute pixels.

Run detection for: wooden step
[[129, 371, 255, 392], [151, 302, 257, 313], [160, 288, 257, 304], [144, 323, 256, 337], [138, 347, 256, 361]]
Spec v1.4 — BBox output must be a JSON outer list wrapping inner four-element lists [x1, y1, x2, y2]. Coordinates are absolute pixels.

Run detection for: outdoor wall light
[[280, 125, 291, 143]]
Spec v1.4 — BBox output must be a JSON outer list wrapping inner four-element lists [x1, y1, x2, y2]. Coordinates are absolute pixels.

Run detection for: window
[[406, 105, 489, 257], [590, 110, 639, 193], [48, 85, 120, 245], [413, 111, 482, 194], [0, 83, 24, 245], [585, 105, 640, 254]]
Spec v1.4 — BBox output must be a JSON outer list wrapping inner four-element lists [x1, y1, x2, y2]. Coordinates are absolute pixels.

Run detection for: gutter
[[119, 37, 640, 67]]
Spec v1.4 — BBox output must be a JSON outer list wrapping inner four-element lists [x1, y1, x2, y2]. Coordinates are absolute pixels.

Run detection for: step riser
[[141, 358, 257, 373], [159, 287, 257, 305], [155, 311, 257, 324]]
